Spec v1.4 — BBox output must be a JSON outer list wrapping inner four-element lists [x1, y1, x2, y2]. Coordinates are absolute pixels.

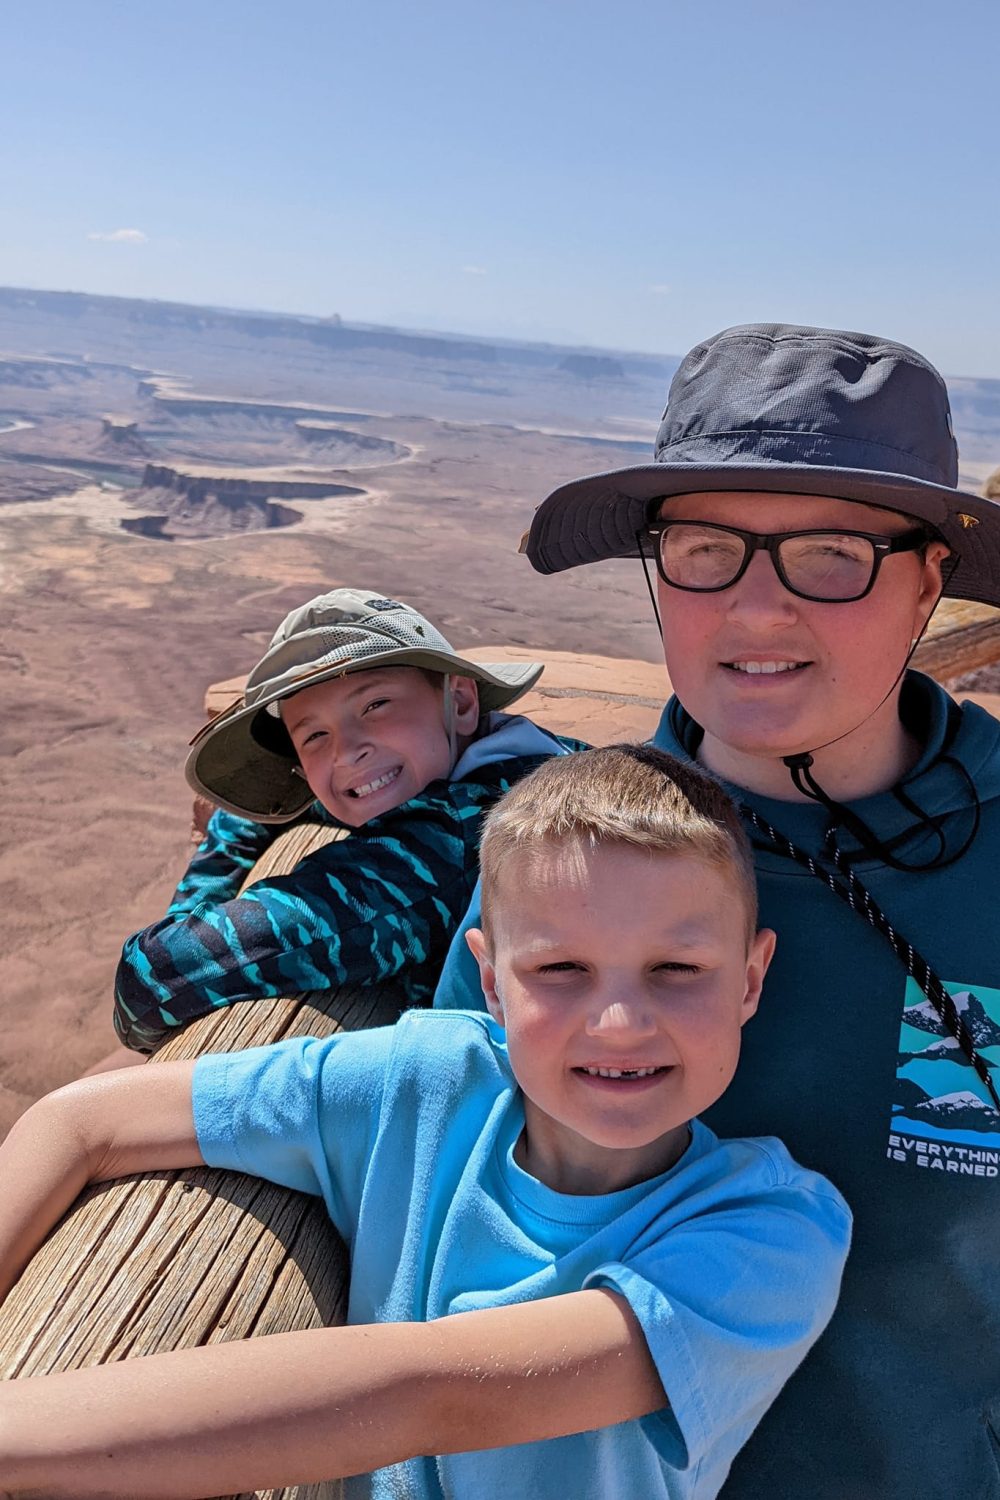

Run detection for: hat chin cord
[[441, 673, 458, 768], [779, 555, 980, 874]]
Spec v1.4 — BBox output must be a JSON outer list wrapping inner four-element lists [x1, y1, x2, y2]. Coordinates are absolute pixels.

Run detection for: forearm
[[113, 814, 278, 1050], [1, 1323, 438, 1498], [167, 811, 275, 916], [113, 900, 301, 1049], [114, 910, 328, 1052], [0, 1292, 663, 1497], [0, 1067, 200, 1307], [113, 936, 210, 1051], [116, 859, 458, 1050], [0, 1089, 98, 1305]]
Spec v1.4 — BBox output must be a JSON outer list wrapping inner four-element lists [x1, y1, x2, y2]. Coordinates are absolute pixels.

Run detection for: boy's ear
[[450, 675, 481, 736], [465, 927, 504, 1024], [740, 928, 776, 1026]]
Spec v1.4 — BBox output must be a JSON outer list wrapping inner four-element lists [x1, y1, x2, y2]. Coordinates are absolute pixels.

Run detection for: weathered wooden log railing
[[0, 821, 405, 1500], [913, 598, 1000, 683]]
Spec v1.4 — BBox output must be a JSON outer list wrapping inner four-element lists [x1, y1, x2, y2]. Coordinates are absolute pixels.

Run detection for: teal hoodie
[[435, 671, 1000, 1496], [653, 672, 1000, 1500]]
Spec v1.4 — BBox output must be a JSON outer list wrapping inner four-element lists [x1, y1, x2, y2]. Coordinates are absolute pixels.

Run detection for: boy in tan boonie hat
[[114, 588, 580, 1053]]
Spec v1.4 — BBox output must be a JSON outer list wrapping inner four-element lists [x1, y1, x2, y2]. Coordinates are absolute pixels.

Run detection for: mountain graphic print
[[888, 979, 1000, 1171]]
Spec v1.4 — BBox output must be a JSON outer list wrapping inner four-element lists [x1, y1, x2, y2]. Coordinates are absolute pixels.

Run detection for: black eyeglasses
[[644, 520, 930, 603]]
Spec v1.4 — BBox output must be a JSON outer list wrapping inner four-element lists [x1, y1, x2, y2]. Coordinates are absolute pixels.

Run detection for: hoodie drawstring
[[743, 804, 1000, 1112], [782, 751, 982, 874]]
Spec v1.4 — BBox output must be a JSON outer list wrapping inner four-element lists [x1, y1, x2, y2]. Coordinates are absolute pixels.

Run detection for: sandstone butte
[[4, 615, 1000, 1500]]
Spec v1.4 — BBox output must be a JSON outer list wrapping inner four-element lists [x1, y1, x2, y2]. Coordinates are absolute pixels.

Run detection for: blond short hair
[[479, 743, 757, 941]]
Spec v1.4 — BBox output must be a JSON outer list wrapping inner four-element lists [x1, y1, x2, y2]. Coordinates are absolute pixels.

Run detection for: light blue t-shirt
[[433, 876, 487, 1011], [193, 1011, 850, 1500]]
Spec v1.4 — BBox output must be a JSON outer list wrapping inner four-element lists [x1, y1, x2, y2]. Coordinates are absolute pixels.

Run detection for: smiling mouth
[[575, 1065, 670, 1080], [346, 767, 402, 800], [723, 660, 809, 675]]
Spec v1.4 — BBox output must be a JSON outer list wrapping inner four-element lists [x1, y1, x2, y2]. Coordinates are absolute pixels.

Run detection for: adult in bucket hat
[[114, 587, 579, 1054], [439, 325, 1000, 1498]]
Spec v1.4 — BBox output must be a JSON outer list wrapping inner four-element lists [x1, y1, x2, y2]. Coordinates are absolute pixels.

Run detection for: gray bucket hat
[[186, 589, 544, 822], [526, 322, 1000, 608]]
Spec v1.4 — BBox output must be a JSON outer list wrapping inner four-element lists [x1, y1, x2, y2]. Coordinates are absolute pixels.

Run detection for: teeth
[[582, 1066, 663, 1079], [349, 768, 401, 799], [730, 661, 802, 674]]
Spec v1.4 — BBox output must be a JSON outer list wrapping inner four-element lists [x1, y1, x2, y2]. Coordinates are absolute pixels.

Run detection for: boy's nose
[[330, 726, 372, 765], [585, 996, 658, 1040], [724, 548, 800, 627]]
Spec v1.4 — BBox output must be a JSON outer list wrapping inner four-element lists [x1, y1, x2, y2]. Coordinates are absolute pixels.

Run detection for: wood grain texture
[[0, 819, 407, 1500], [915, 599, 1000, 681]]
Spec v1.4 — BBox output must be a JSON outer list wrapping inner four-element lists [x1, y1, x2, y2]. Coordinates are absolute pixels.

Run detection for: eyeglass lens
[[659, 525, 878, 601]]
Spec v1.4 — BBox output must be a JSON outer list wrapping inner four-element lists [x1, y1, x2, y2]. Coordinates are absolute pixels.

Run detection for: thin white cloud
[[649, 283, 671, 296], [461, 264, 487, 275], [87, 228, 148, 244]]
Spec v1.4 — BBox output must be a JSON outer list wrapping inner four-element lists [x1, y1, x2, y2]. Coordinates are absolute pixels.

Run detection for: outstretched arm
[[113, 794, 479, 1052], [0, 1064, 201, 1305], [0, 1287, 664, 1498], [113, 808, 280, 1051], [163, 808, 280, 917]]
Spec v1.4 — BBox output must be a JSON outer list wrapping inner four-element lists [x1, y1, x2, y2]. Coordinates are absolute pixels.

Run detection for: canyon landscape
[[2, 286, 999, 1132]]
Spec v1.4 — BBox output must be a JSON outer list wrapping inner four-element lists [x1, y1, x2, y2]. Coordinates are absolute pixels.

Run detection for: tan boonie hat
[[185, 588, 544, 823]]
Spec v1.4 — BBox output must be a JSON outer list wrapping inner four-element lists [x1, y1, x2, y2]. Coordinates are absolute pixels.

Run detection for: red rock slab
[[955, 691, 1000, 721], [202, 650, 672, 752], [203, 674, 251, 718], [459, 646, 669, 745], [204, 656, 1000, 771]]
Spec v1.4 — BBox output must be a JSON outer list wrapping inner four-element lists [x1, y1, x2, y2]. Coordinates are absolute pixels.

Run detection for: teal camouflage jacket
[[114, 727, 579, 1052]]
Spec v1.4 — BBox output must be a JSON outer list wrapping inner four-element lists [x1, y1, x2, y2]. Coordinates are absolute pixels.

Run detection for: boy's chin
[[315, 789, 410, 827], [317, 800, 375, 828]]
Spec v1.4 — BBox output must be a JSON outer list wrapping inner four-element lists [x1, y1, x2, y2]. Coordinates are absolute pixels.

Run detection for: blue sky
[[2, 0, 998, 375]]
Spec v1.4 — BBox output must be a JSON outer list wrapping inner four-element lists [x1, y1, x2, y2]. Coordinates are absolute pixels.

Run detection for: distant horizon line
[[0, 280, 679, 369], [2, 281, 997, 388]]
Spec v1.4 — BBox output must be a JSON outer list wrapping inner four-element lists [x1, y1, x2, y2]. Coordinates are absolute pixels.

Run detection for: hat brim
[[185, 651, 544, 824], [526, 461, 1000, 608]]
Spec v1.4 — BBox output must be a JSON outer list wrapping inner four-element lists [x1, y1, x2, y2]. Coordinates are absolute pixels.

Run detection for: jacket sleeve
[[112, 792, 480, 1053], [166, 809, 281, 916]]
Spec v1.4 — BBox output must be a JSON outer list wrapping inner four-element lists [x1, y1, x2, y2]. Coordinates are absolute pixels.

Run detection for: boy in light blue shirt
[[0, 745, 850, 1499]]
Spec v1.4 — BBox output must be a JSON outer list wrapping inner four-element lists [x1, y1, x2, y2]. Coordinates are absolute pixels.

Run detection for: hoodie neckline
[[655, 671, 999, 869]]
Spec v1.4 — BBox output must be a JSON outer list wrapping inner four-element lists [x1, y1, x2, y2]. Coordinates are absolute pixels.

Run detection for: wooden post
[[0, 821, 406, 1500]]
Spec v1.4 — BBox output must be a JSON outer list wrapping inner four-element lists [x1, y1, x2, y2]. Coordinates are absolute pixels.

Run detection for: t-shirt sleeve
[[192, 1027, 396, 1242], [586, 1155, 851, 1472], [433, 878, 489, 1012]]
